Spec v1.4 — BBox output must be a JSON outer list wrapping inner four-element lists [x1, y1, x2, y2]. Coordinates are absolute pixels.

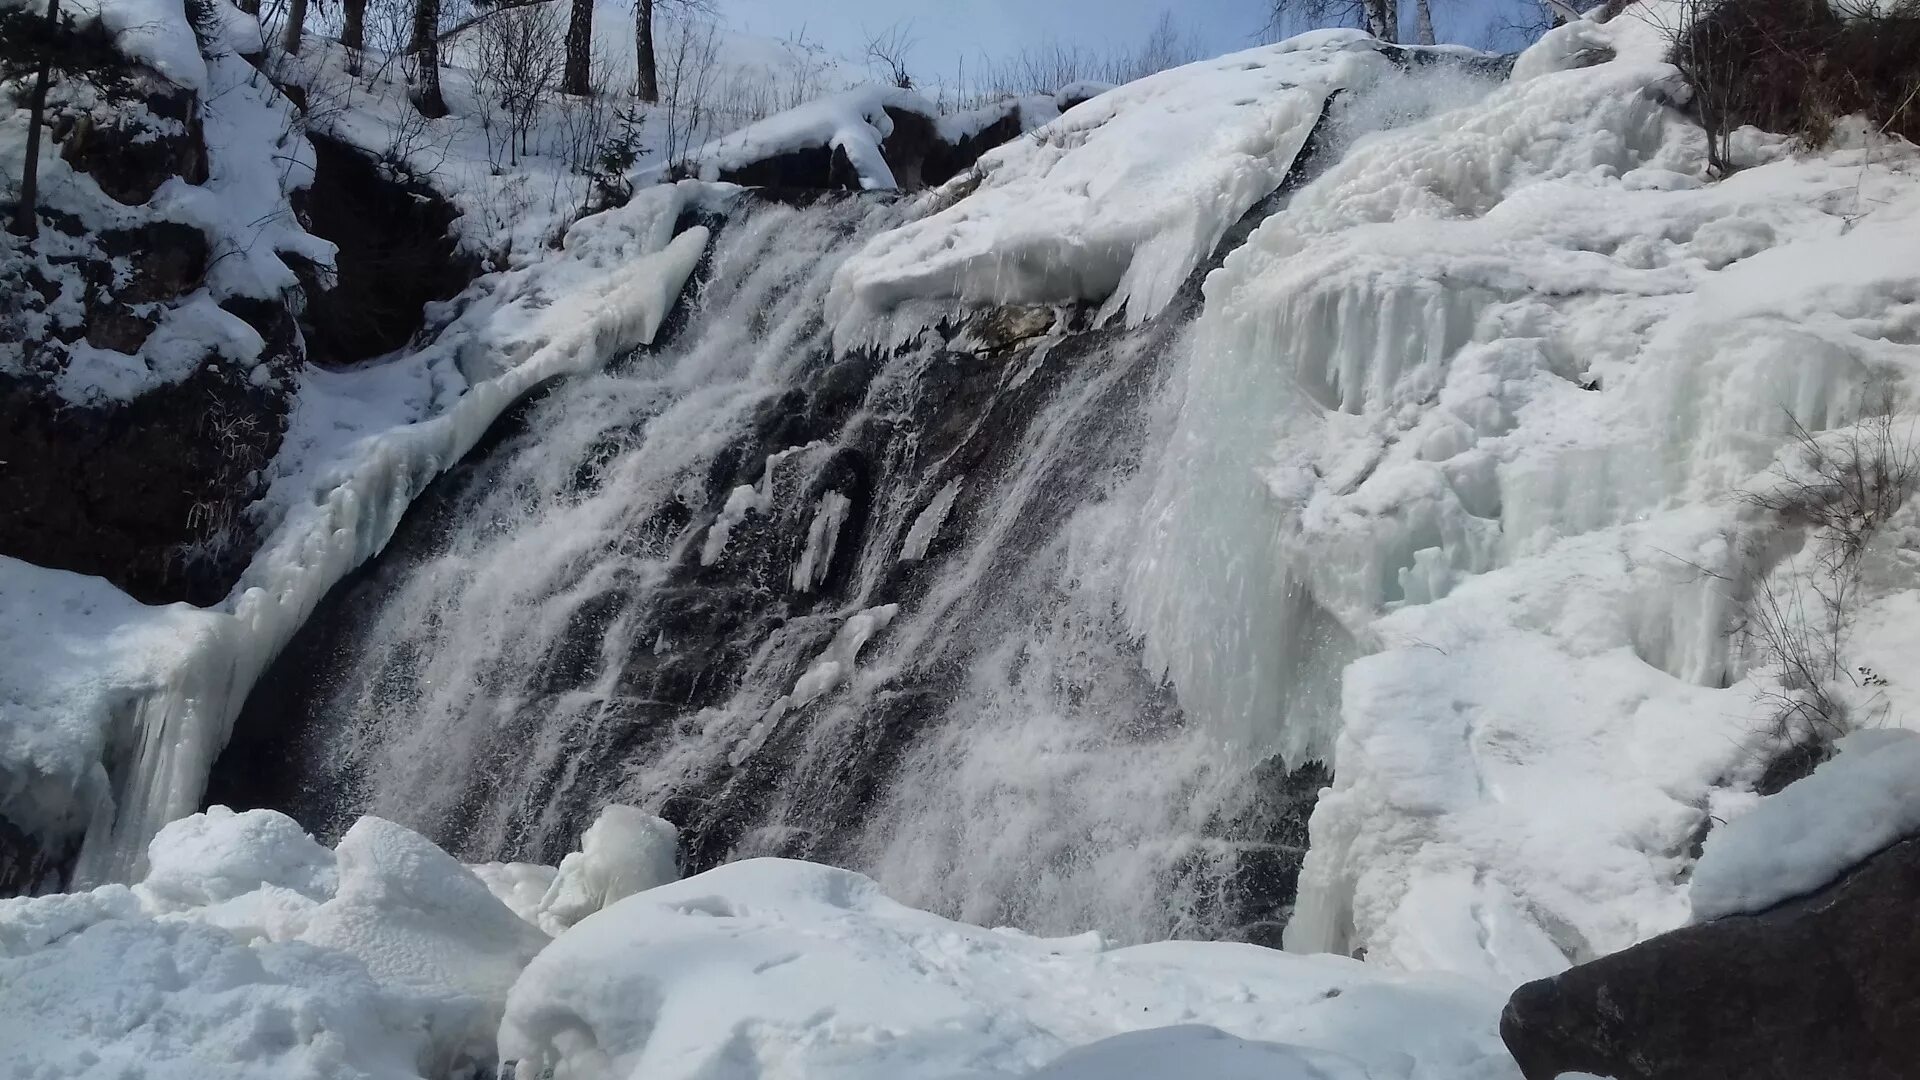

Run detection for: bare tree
[[283, 0, 310, 54], [657, 14, 720, 168], [474, 0, 563, 164], [1268, 0, 1398, 42], [7, 0, 60, 240], [411, 0, 448, 116], [1415, 0, 1436, 44], [561, 0, 592, 95], [864, 22, 917, 89], [636, 0, 713, 103]]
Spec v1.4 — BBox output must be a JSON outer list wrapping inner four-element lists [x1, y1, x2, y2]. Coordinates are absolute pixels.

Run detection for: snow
[[0, 811, 1517, 1080], [19, 0, 212, 93], [686, 85, 929, 190], [498, 857, 1517, 1080], [0, 809, 548, 1079], [0, 0, 334, 406], [1689, 730, 1920, 921], [828, 31, 1496, 339]]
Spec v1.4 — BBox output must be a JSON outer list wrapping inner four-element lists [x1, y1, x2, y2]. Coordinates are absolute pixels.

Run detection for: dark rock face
[[296, 133, 477, 365], [60, 78, 209, 204], [710, 100, 1033, 194], [1500, 834, 1920, 1080], [0, 361, 288, 606]]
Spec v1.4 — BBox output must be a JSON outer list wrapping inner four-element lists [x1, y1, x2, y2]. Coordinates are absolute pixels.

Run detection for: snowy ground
[[2, 806, 1519, 1080]]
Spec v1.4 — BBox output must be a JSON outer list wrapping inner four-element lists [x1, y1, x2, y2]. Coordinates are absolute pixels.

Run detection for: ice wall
[[1129, 8, 1920, 980]]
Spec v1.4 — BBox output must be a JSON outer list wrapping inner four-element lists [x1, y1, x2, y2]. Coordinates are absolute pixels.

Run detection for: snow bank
[[1690, 730, 1920, 921], [1126, 6, 1920, 980], [13, 0, 212, 93], [0, 809, 543, 1078], [829, 31, 1481, 338], [10, 186, 710, 883], [499, 858, 1516, 1080], [3, 811, 1512, 1080]]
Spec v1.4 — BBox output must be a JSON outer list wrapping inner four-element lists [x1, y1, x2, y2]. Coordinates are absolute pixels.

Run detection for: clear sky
[[713, 0, 1522, 81]]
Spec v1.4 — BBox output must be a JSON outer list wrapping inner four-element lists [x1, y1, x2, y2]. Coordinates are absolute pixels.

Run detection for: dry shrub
[[1668, 0, 1920, 170]]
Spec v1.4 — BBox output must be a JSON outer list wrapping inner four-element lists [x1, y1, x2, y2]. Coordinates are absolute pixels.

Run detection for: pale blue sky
[[716, 0, 1523, 80]]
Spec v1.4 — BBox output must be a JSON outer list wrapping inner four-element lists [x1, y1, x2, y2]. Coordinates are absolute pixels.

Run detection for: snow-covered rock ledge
[[1, 184, 712, 888], [0, 805, 1518, 1080]]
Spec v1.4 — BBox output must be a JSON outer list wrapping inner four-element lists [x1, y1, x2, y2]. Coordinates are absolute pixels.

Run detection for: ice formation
[[1, 184, 710, 884], [828, 31, 1473, 336]]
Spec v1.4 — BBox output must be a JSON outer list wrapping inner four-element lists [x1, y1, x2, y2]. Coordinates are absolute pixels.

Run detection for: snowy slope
[[270, 7, 866, 260], [0, 0, 335, 405]]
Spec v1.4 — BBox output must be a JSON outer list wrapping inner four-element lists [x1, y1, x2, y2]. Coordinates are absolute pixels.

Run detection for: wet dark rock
[[296, 133, 477, 365], [0, 362, 287, 606], [1500, 834, 1920, 1080], [60, 79, 208, 205], [0, 815, 77, 897], [710, 99, 1032, 194]]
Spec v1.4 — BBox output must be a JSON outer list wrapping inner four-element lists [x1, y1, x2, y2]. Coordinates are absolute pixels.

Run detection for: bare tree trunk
[[561, 0, 593, 94], [282, 0, 309, 55], [1415, 0, 1435, 44], [9, 0, 58, 240], [342, 0, 367, 50], [635, 0, 658, 103], [1365, 0, 1399, 42], [411, 0, 449, 117]]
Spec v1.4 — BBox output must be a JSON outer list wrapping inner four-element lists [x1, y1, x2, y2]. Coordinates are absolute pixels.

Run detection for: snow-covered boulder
[[1501, 831, 1920, 1080]]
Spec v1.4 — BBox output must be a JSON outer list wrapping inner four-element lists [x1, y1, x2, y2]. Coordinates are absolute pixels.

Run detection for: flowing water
[[214, 61, 1503, 942]]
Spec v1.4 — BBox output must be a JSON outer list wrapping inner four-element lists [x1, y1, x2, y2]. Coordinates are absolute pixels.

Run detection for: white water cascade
[[211, 53, 1535, 944]]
